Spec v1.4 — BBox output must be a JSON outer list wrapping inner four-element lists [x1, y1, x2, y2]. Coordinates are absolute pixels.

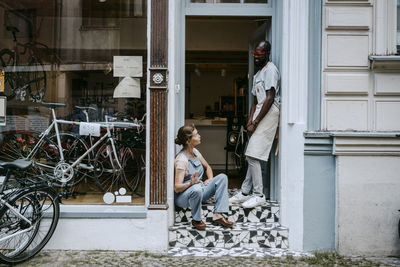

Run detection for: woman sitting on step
[[174, 124, 234, 230]]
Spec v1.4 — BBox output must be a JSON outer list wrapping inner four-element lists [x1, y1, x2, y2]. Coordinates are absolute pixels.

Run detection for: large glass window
[[190, 0, 268, 3], [397, 0, 400, 53], [0, 0, 147, 206]]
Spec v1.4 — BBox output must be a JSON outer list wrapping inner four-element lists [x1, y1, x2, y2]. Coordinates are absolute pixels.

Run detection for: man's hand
[[247, 124, 256, 137], [190, 171, 201, 186]]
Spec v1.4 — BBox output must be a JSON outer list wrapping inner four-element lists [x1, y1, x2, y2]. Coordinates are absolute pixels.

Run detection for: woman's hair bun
[[175, 137, 182, 145], [175, 124, 195, 147]]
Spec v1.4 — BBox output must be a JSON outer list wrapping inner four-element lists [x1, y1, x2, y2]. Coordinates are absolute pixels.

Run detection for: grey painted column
[[304, 132, 336, 251]]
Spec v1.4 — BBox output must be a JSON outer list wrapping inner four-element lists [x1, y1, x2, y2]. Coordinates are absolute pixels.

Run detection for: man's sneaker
[[229, 191, 251, 204], [242, 195, 266, 209]]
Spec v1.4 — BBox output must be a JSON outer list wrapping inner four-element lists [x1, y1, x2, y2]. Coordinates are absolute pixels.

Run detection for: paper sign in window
[[113, 56, 142, 77], [79, 122, 101, 137], [113, 77, 141, 98]]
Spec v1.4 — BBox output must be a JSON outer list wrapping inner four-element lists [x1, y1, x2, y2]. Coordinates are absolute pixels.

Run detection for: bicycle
[[0, 25, 49, 102], [12, 102, 143, 195], [95, 113, 146, 195], [233, 124, 248, 176], [0, 158, 60, 265]]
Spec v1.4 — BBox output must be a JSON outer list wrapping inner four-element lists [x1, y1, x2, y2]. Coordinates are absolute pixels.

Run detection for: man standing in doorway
[[229, 40, 280, 209]]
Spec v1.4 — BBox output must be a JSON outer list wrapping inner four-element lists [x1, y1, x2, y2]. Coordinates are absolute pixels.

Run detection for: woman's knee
[[215, 173, 228, 185], [189, 185, 203, 199]]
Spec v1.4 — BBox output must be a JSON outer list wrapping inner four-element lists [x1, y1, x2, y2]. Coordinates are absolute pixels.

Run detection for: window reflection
[[0, 0, 147, 205]]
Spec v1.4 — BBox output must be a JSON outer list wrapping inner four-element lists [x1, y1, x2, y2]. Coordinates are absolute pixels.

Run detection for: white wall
[[336, 155, 400, 256], [45, 210, 169, 251], [321, 0, 400, 132]]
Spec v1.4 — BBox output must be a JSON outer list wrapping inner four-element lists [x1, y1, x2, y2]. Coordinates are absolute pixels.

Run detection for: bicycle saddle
[[0, 159, 32, 170], [6, 26, 19, 33], [41, 102, 67, 109]]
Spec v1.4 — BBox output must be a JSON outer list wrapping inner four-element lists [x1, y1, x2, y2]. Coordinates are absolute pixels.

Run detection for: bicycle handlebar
[[41, 102, 66, 109], [75, 106, 97, 111]]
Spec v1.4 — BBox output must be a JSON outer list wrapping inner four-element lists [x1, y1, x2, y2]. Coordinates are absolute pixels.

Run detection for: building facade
[[0, 0, 399, 256]]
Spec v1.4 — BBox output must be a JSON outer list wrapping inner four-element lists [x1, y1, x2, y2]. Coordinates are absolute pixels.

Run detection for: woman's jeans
[[175, 174, 229, 221]]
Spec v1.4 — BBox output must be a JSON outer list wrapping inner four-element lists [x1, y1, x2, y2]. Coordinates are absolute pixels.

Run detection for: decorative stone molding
[[324, 0, 372, 7], [369, 56, 400, 70], [332, 133, 400, 155], [325, 6, 371, 30], [304, 132, 333, 155]]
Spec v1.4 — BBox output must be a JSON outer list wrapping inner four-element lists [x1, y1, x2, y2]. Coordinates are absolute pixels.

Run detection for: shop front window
[[190, 0, 267, 3], [0, 0, 147, 206], [397, 0, 400, 53]]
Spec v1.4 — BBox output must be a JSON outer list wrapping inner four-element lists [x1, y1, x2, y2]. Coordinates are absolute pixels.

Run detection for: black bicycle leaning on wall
[[0, 26, 49, 102], [0, 158, 60, 264]]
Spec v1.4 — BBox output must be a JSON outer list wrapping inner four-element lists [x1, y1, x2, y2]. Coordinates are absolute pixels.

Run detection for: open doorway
[[184, 16, 272, 191]]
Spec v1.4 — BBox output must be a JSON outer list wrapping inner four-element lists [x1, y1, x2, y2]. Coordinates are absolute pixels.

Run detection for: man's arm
[[247, 98, 257, 127], [254, 88, 275, 124], [247, 88, 275, 137]]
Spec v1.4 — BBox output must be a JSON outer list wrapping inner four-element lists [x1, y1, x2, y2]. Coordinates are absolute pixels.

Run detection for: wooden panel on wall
[[326, 100, 368, 130], [326, 34, 369, 67], [374, 73, 400, 95], [325, 72, 369, 95], [148, 0, 168, 210], [325, 6, 371, 30], [375, 101, 400, 131]]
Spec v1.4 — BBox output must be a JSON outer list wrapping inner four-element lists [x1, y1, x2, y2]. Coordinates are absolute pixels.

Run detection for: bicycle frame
[[26, 108, 139, 182]]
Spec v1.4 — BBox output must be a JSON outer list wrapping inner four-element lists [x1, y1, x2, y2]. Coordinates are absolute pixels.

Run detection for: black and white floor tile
[[168, 247, 313, 258], [175, 203, 280, 223], [169, 222, 289, 249]]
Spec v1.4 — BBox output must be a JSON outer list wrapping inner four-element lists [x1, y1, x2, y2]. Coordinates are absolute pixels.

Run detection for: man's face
[[252, 43, 268, 68]]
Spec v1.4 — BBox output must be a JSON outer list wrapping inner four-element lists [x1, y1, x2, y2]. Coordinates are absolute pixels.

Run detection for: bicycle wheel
[[122, 147, 145, 194], [45, 133, 90, 188], [27, 57, 46, 102], [0, 186, 60, 264], [94, 143, 142, 194], [0, 49, 18, 100]]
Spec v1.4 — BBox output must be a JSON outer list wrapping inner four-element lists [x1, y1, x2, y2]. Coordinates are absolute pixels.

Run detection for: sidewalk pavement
[[2, 250, 398, 267]]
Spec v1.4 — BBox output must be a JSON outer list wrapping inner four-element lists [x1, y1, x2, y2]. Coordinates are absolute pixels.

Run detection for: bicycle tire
[[93, 143, 143, 194], [0, 186, 60, 264], [122, 147, 145, 194], [0, 49, 18, 100], [27, 56, 46, 102]]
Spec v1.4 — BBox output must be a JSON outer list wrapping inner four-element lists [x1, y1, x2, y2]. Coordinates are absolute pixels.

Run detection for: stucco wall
[[45, 210, 169, 251], [337, 156, 400, 256]]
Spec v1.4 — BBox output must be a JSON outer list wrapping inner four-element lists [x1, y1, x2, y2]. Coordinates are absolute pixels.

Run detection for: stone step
[[168, 247, 312, 258], [169, 222, 288, 249], [175, 202, 280, 224]]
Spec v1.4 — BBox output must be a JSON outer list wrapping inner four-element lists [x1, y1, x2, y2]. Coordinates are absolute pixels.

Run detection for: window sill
[[59, 204, 147, 218], [80, 25, 120, 31], [369, 55, 400, 70]]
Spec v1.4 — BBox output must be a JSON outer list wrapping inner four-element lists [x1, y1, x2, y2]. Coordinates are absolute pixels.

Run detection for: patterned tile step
[[169, 222, 289, 249], [175, 202, 280, 224], [205, 188, 280, 205], [168, 247, 313, 258]]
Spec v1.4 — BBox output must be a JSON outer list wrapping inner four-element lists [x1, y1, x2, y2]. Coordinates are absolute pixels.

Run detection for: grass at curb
[[17, 250, 395, 267]]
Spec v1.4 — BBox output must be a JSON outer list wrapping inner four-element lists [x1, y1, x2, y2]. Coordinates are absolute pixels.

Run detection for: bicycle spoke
[[0, 188, 59, 264]]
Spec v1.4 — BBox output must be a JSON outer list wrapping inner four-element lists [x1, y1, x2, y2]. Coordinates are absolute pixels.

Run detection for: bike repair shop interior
[[184, 16, 276, 197]]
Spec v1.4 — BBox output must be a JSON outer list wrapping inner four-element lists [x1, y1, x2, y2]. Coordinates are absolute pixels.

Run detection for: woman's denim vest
[[175, 150, 204, 195]]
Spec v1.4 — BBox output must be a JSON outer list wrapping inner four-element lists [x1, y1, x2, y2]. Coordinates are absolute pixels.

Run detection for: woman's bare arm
[[198, 154, 213, 183], [174, 169, 200, 193]]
